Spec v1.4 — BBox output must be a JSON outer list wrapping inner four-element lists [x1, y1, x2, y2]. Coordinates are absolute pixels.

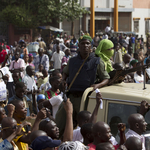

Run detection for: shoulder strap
[[67, 55, 89, 91]]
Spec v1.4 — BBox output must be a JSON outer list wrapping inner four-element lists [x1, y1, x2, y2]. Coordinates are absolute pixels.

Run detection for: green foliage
[[0, 0, 90, 28]]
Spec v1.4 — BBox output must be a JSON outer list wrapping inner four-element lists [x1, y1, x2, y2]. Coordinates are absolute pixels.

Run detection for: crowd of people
[[0, 30, 150, 150]]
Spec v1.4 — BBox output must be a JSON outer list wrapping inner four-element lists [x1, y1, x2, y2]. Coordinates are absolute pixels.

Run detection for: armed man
[[55, 35, 110, 137]]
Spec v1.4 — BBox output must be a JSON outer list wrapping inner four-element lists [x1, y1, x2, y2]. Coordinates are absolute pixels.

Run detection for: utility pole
[[114, 0, 118, 32], [90, 0, 95, 38]]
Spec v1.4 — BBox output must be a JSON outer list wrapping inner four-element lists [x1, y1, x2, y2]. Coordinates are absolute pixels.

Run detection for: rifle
[[108, 63, 150, 87]]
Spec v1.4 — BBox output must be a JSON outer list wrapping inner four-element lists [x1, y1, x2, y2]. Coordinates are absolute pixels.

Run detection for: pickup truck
[[80, 83, 150, 149]]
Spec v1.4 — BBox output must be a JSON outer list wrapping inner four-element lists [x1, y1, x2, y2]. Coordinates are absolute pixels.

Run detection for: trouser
[[132, 43, 135, 53], [55, 93, 82, 138]]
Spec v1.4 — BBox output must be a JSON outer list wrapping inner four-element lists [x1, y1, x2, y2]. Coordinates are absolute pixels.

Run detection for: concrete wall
[[62, 19, 80, 38], [133, 0, 150, 8], [81, 0, 132, 8], [132, 8, 150, 40]]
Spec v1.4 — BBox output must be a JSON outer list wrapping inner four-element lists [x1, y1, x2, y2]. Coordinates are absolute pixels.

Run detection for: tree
[[0, 0, 89, 34], [58, 0, 90, 35]]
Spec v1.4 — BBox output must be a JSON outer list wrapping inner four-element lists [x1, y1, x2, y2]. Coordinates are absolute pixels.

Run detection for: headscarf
[[28, 53, 33, 57], [95, 39, 114, 73], [129, 59, 138, 67]]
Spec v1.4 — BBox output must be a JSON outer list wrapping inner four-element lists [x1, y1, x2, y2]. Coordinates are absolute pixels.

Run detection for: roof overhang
[[86, 7, 134, 13]]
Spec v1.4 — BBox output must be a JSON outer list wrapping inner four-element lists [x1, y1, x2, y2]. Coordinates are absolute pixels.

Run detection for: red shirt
[[88, 143, 119, 150], [0, 49, 7, 63]]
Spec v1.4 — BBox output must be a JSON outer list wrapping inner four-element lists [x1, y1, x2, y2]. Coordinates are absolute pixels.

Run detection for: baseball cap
[[31, 136, 61, 150], [37, 94, 46, 102]]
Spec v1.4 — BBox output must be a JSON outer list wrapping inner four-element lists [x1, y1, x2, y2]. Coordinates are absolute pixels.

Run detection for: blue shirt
[[0, 139, 14, 150], [131, 37, 135, 43]]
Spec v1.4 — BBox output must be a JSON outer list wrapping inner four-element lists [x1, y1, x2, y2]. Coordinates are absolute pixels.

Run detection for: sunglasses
[[2, 125, 18, 130]]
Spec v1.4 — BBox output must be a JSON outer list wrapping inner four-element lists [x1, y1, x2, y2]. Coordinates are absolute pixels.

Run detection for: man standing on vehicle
[[55, 35, 110, 137]]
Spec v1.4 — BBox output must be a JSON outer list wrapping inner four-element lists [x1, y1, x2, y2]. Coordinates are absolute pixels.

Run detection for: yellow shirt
[[13, 124, 28, 150], [37, 76, 49, 88]]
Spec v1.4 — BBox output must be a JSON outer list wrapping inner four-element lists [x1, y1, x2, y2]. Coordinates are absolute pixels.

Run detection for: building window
[[134, 20, 139, 33], [145, 19, 150, 34]]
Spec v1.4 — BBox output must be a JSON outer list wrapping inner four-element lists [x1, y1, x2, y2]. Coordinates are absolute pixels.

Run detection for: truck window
[[107, 102, 139, 141]]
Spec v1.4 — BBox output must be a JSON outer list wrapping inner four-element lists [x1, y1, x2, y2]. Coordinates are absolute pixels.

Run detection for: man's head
[[39, 64, 44, 72], [10, 100, 27, 122], [12, 71, 20, 84], [109, 116, 122, 136], [15, 51, 20, 61], [130, 59, 138, 68], [81, 123, 94, 144], [42, 69, 48, 78], [96, 142, 115, 150], [0, 106, 7, 123], [128, 113, 147, 135], [78, 35, 92, 58], [15, 82, 27, 99], [134, 53, 138, 60], [51, 70, 62, 79], [65, 48, 70, 56], [24, 54, 29, 63], [123, 54, 131, 64], [77, 111, 91, 127], [1, 117, 18, 140], [30, 130, 61, 150], [39, 118, 59, 139], [26, 65, 35, 76], [125, 137, 142, 150], [38, 48, 44, 57], [113, 63, 123, 70], [136, 62, 142, 75], [49, 76, 62, 91], [28, 53, 34, 63], [116, 44, 120, 51], [93, 121, 112, 143]]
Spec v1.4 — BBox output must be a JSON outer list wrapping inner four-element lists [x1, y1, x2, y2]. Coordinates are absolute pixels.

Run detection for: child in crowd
[[114, 43, 122, 64], [28, 53, 35, 68], [8, 82, 31, 116], [61, 48, 71, 72], [45, 76, 61, 100], [35, 64, 43, 79], [37, 69, 49, 89]]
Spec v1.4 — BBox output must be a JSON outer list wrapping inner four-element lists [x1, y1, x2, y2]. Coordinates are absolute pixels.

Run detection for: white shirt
[[0, 67, 13, 82], [134, 73, 144, 83], [105, 26, 111, 33], [22, 74, 37, 101], [51, 51, 65, 69], [146, 67, 150, 78], [102, 34, 108, 39], [49, 92, 63, 118], [72, 126, 83, 143], [125, 129, 145, 150], [110, 136, 118, 145], [125, 36, 130, 45]]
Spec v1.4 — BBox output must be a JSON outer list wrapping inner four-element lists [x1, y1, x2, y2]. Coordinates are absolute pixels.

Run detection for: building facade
[[62, 0, 150, 40]]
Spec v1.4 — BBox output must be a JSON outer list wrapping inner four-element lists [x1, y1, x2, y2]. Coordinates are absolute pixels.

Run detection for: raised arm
[[88, 92, 101, 124], [62, 99, 73, 142]]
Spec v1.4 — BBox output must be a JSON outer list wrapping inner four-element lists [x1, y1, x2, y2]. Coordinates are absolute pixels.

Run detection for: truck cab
[[80, 83, 150, 149]]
